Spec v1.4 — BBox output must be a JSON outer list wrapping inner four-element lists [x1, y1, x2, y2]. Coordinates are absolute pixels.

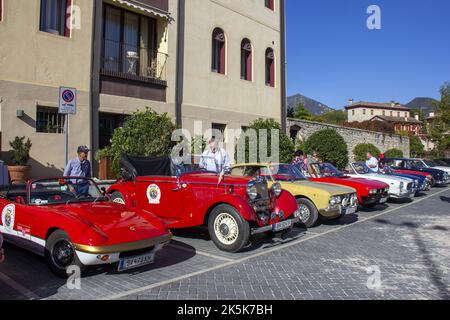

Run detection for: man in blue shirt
[[64, 146, 92, 195]]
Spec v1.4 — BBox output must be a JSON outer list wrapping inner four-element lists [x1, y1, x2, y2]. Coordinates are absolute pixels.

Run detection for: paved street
[[1, 187, 449, 300]]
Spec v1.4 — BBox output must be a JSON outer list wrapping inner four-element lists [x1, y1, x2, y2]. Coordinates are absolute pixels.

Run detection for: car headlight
[[350, 193, 358, 206], [330, 196, 337, 207], [246, 182, 258, 200], [271, 183, 282, 198], [369, 189, 378, 195]]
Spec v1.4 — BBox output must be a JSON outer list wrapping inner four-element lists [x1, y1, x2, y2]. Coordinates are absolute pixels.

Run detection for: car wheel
[[208, 204, 250, 253], [110, 191, 126, 205], [45, 230, 85, 278], [296, 198, 319, 228]]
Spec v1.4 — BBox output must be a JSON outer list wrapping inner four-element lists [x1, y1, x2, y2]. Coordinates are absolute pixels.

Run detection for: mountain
[[287, 94, 334, 116], [406, 97, 438, 116]]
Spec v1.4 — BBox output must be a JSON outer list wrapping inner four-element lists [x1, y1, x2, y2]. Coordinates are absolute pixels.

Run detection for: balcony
[[101, 39, 168, 85]]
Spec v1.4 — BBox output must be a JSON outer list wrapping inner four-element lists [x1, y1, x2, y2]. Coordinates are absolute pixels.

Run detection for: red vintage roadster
[[108, 156, 303, 253], [0, 177, 172, 277], [307, 163, 390, 208]]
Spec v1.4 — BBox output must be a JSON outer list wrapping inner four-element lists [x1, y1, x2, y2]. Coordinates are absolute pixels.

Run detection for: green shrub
[[235, 118, 294, 164], [384, 148, 404, 158], [98, 108, 177, 176], [9, 136, 32, 166], [304, 129, 349, 169], [353, 143, 381, 162]]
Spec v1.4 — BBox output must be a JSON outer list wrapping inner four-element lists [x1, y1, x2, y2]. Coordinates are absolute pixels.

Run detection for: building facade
[[345, 100, 422, 136], [0, 0, 286, 178]]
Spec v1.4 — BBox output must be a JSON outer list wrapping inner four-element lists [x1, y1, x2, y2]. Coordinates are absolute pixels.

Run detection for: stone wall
[[287, 119, 410, 162]]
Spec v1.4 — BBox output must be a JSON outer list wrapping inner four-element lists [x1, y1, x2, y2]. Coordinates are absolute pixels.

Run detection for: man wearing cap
[[64, 146, 92, 195]]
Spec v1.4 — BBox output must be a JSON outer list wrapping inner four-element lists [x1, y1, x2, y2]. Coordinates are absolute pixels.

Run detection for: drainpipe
[[90, 0, 103, 176], [175, 0, 186, 128], [280, 0, 287, 132]]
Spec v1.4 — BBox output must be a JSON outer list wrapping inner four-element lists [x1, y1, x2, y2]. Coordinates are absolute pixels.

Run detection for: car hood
[[314, 176, 388, 190], [283, 180, 356, 195], [390, 173, 424, 182], [350, 173, 412, 185], [47, 202, 169, 245]]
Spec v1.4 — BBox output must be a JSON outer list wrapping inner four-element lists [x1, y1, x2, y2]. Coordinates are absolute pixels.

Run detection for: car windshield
[[423, 160, 438, 167], [311, 163, 344, 178], [269, 165, 307, 182], [232, 165, 306, 182], [29, 178, 105, 205], [172, 155, 220, 175], [352, 162, 371, 174], [408, 160, 426, 170]]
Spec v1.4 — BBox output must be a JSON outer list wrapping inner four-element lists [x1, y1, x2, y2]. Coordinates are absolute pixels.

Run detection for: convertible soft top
[[120, 155, 175, 179]]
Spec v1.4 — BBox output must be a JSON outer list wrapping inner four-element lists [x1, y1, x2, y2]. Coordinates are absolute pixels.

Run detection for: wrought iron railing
[[101, 39, 168, 83]]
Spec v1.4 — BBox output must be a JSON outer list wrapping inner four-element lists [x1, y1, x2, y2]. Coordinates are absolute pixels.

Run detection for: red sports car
[[307, 163, 389, 208], [108, 156, 303, 253], [0, 177, 172, 277]]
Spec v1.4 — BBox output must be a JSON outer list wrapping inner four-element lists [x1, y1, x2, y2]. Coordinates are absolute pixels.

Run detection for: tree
[[97, 108, 177, 176], [343, 120, 395, 134], [293, 103, 313, 121], [430, 83, 450, 156], [353, 143, 381, 162], [409, 135, 425, 158], [304, 129, 349, 169], [235, 118, 294, 164], [320, 110, 347, 125], [287, 106, 295, 118], [384, 148, 404, 158]]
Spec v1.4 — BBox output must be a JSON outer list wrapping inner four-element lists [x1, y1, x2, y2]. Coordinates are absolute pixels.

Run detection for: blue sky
[[286, 0, 450, 109]]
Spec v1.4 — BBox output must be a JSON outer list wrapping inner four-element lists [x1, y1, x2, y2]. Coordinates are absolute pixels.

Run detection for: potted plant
[[8, 136, 32, 184]]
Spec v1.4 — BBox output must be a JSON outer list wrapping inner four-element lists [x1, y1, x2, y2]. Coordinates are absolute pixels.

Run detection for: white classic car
[[413, 159, 450, 174], [348, 162, 417, 199]]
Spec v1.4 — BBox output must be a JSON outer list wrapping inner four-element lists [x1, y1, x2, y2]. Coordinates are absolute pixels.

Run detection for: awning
[[109, 0, 171, 20]]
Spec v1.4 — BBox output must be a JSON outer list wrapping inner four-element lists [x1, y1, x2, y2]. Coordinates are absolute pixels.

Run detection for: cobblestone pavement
[[1, 187, 449, 300]]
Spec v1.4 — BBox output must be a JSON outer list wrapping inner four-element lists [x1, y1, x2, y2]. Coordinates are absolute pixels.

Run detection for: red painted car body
[[307, 163, 389, 207], [0, 178, 171, 276], [107, 156, 301, 252]]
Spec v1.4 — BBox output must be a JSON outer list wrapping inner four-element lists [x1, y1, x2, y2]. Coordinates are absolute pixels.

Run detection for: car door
[[0, 193, 36, 250], [134, 177, 186, 222]]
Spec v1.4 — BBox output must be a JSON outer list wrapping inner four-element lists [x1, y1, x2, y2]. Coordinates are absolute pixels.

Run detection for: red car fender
[[193, 193, 258, 226], [274, 190, 298, 219]]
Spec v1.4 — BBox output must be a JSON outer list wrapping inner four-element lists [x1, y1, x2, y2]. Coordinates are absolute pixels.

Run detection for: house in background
[[345, 100, 423, 136]]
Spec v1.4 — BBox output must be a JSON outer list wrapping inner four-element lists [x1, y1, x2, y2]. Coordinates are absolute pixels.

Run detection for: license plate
[[272, 220, 292, 232], [343, 207, 357, 215], [118, 252, 155, 272], [379, 197, 388, 204]]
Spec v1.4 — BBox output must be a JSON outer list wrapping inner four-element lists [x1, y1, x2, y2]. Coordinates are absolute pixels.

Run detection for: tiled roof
[[346, 101, 411, 111], [370, 115, 422, 124]]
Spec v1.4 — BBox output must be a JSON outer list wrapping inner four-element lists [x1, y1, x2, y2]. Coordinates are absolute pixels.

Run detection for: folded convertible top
[[120, 155, 174, 178]]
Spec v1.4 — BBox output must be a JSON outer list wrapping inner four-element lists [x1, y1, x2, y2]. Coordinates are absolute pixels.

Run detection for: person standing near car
[[292, 150, 308, 174], [366, 152, 379, 173], [64, 146, 92, 195], [199, 138, 232, 176]]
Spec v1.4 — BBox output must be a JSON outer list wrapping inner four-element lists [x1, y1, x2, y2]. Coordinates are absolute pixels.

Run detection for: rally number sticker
[[1, 204, 16, 233], [147, 184, 161, 204]]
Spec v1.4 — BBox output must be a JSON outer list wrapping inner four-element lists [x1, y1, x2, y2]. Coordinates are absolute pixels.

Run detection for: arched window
[[212, 28, 226, 74], [265, 48, 275, 87], [241, 39, 252, 81]]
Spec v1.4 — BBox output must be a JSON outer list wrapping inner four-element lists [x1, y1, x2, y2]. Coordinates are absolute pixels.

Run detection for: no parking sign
[[58, 87, 77, 115]]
